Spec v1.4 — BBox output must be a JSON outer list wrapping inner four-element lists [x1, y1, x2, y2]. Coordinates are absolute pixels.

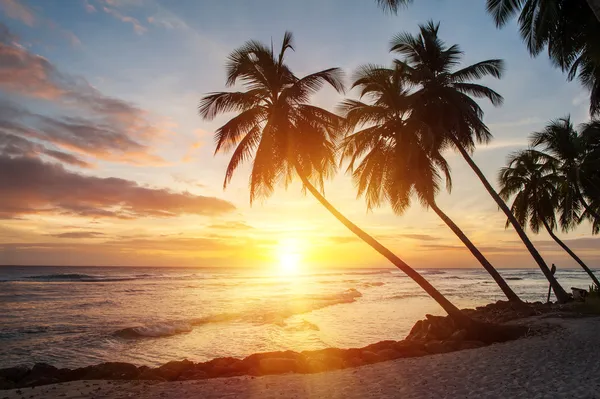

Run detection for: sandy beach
[[3, 315, 599, 399]]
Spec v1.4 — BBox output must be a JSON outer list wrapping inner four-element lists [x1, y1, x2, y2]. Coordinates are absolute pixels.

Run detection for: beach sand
[[4, 316, 600, 399]]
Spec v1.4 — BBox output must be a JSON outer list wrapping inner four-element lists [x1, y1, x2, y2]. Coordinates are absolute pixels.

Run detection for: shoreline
[[0, 301, 576, 391], [2, 315, 599, 398]]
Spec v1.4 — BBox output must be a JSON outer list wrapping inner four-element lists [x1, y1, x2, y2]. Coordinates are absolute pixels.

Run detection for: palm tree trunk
[[586, 0, 600, 23], [294, 167, 472, 326], [542, 220, 600, 288], [428, 200, 522, 302], [450, 137, 571, 303]]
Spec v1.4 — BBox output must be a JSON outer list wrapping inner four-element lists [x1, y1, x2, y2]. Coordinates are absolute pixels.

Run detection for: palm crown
[[341, 65, 451, 214], [199, 32, 345, 202], [391, 21, 504, 151], [498, 150, 562, 233]]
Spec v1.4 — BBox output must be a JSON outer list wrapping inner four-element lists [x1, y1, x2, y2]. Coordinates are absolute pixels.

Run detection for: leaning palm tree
[[341, 65, 521, 302], [199, 32, 480, 330], [486, 0, 600, 116], [391, 21, 570, 302], [530, 117, 600, 227], [499, 149, 600, 288]]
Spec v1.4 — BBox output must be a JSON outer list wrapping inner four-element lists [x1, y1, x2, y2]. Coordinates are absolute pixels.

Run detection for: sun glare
[[277, 238, 302, 275]]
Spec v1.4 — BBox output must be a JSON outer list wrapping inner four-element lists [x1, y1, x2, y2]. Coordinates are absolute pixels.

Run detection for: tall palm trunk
[[428, 200, 522, 302], [586, 0, 600, 23], [294, 167, 472, 326], [450, 137, 571, 303], [542, 220, 600, 288]]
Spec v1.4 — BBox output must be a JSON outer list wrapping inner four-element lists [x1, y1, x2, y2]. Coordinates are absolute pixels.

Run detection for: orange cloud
[[0, 155, 236, 219]]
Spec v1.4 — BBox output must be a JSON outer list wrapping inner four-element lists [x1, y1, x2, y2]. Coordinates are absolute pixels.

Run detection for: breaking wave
[[113, 289, 362, 339]]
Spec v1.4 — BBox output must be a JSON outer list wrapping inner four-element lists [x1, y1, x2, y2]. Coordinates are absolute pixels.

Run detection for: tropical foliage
[[340, 64, 521, 302], [200, 32, 478, 328], [386, 21, 569, 302], [499, 147, 600, 288]]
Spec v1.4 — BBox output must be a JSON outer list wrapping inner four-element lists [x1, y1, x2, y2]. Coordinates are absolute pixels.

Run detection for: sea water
[[0, 266, 595, 368]]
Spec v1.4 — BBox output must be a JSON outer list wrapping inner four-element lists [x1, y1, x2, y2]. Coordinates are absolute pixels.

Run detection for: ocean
[[0, 266, 596, 369]]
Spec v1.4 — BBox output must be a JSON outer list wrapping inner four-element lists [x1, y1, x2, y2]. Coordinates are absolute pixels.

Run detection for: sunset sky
[[1, 0, 598, 269]]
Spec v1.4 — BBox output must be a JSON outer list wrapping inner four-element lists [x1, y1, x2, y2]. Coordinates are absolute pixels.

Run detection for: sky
[[0, 0, 598, 270]]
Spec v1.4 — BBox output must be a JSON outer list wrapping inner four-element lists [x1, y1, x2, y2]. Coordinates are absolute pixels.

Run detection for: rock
[[155, 360, 193, 381], [362, 340, 397, 353], [449, 329, 468, 341], [259, 358, 299, 374], [31, 363, 57, 374], [202, 357, 246, 377], [424, 340, 455, 354], [80, 362, 139, 380], [16, 363, 63, 387], [393, 341, 428, 357], [343, 357, 365, 368], [178, 369, 208, 381], [360, 351, 382, 364], [0, 366, 29, 382], [376, 348, 401, 361], [459, 341, 486, 350], [425, 315, 455, 340], [0, 377, 15, 390], [304, 359, 328, 373]]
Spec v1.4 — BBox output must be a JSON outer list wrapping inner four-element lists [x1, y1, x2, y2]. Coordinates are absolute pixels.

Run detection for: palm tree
[[391, 21, 571, 302], [341, 65, 522, 302], [199, 32, 480, 330], [499, 149, 600, 288], [375, 1, 600, 116], [530, 117, 600, 227], [486, 0, 600, 116]]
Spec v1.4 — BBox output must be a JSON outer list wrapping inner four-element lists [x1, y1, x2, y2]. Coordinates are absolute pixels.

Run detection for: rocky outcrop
[[2, 300, 554, 390]]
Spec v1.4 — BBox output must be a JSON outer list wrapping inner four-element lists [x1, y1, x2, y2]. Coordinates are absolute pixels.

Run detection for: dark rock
[[393, 340, 428, 357], [31, 363, 57, 374], [376, 348, 402, 361], [0, 366, 29, 382], [137, 369, 166, 381], [80, 362, 139, 380], [155, 360, 193, 381], [360, 350, 382, 364], [0, 377, 15, 390], [449, 329, 467, 341], [424, 340, 455, 354], [459, 341, 486, 350], [258, 358, 300, 374], [203, 357, 246, 377], [362, 340, 397, 353], [342, 357, 365, 368], [178, 368, 208, 381]]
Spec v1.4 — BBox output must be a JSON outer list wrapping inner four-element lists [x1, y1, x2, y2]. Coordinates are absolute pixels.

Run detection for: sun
[[277, 238, 302, 275]]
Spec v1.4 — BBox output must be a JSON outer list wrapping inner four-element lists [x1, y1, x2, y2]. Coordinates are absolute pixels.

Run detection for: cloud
[[147, 9, 189, 30], [50, 231, 105, 238], [0, 29, 171, 165], [397, 233, 440, 241], [171, 174, 205, 188], [102, 6, 146, 34], [0, 155, 236, 219], [208, 221, 253, 230], [0, 131, 93, 168], [83, 0, 96, 13], [0, 0, 35, 26]]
